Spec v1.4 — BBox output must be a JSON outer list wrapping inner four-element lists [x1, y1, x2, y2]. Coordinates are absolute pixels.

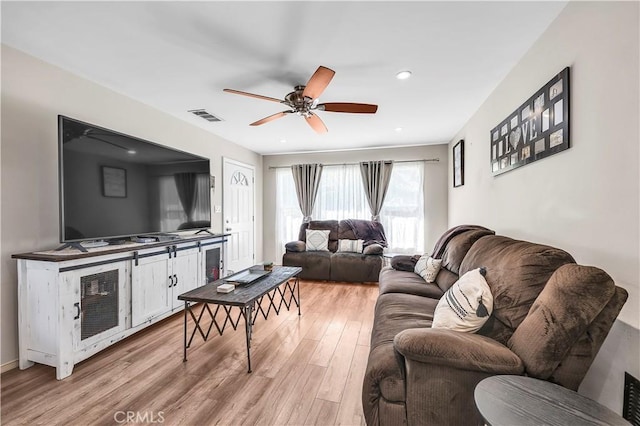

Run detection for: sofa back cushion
[[432, 226, 495, 293], [459, 235, 575, 343], [299, 220, 339, 252], [507, 264, 615, 382], [337, 221, 357, 240], [338, 219, 388, 247]]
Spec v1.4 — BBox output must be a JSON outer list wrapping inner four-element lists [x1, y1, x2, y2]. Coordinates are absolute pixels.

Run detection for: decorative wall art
[[490, 67, 570, 176], [102, 166, 127, 197], [453, 139, 464, 187]]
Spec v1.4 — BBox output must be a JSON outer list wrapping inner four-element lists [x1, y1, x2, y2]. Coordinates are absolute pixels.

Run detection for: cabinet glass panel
[[80, 269, 119, 340], [205, 247, 221, 283]]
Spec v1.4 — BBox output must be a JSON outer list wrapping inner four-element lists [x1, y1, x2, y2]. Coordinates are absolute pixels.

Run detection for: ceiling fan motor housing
[[285, 85, 315, 116]]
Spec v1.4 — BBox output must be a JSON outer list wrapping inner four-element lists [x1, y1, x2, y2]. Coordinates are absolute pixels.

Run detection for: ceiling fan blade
[[250, 111, 290, 126], [302, 66, 335, 99], [223, 88, 283, 103], [305, 113, 328, 134], [319, 102, 378, 114]]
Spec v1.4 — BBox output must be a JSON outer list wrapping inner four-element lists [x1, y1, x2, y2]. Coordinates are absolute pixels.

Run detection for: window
[[313, 165, 369, 220], [379, 162, 424, 254], [274, 161, 425, 260], [275, 168, 302, 262]]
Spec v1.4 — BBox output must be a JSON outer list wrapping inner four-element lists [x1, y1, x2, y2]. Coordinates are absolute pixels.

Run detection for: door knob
[[225, 227, 232, 231]]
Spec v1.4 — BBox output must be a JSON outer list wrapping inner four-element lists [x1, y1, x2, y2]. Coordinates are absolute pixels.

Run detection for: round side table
[[474, 375, 629, 426]]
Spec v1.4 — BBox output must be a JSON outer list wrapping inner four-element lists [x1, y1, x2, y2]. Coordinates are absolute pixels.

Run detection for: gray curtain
[[360, 161, 394, 221], [291, 163, 323, 223]]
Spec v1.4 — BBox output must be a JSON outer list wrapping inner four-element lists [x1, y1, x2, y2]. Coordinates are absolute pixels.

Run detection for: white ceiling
[[1, 1, 567, 155]]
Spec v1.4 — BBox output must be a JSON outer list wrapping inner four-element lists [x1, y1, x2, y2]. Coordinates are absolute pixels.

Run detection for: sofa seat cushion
[[378, 267, 444, 299], [371, 293, 438, 351], [366, 292, 438, 403], [282, 251, 331, 280], [330, 252, 382, 282]]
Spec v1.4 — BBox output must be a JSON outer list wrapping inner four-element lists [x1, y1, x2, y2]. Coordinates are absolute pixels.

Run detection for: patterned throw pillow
[[306, 229, 330, 251], [432, 267, 493, 333], [414, 255, 443, 283], [337, 239, 364, 253]]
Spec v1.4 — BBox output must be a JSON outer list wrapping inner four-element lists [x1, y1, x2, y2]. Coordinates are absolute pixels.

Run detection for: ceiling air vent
[[189, 109, 222, 122]]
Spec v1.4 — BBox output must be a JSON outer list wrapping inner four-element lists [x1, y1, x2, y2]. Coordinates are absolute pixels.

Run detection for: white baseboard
[[1, 360, 19, 374]]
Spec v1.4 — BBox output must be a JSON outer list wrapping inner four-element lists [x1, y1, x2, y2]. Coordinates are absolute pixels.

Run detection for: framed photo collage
[[490, 67, 570, 176]]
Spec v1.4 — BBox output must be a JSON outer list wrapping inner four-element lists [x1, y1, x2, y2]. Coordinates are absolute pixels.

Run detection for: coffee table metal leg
[[183, 301, 188, 362], [244, 303, 253, 373], [296, 277, 301, 316]]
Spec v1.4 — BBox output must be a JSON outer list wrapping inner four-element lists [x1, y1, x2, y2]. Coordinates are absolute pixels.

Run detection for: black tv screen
[[59, 115, 211, 242]]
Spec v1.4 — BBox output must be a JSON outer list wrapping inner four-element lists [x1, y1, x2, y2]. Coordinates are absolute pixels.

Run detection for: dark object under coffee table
[[474, 375, 629, 426], [178, 265, 302, 373]]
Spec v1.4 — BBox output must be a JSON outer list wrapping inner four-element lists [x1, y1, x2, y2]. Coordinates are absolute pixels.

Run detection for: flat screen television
[[59, 115, 211, 244]]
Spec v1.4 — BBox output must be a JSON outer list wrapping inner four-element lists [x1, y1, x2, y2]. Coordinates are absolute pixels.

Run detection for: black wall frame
[[490, 67, 570, 176]]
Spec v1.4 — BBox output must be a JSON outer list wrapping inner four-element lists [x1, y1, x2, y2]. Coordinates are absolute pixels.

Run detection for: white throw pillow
[[414, 255, 443, 283], [432, 267, 493, 333], [306, 229, 330, 251], [337, 239, 364, 253]]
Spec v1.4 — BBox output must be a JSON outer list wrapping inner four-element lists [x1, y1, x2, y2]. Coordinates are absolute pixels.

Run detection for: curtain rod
[[268, 158, 439, 170]]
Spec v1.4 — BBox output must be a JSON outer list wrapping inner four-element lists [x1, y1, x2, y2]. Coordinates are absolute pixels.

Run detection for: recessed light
[[396, 70, 412, 80], [395, 127, 403, 132], [127, 150, 136, 155], [280, 139, 287, 144]]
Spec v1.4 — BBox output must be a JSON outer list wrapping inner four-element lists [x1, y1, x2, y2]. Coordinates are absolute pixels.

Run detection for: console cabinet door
[[62, 261, 128, 352], [200, 242, 224, 285], [171, 247, 200, 309], [131, 252, 171, 327]]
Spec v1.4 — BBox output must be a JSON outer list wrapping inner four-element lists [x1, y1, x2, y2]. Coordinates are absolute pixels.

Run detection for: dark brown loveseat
[[283, 219, 386, 282], [363, 225, 628, 425]]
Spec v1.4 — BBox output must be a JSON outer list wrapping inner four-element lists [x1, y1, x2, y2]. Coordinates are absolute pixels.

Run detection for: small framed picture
[[102, 166, 127, 197], [549, 79, 563, 99], [453, 140, 464, 188]]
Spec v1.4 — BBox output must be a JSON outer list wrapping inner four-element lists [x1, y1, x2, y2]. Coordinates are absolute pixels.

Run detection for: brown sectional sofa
[[283, 219, 385, 282], [362, 225, 628, 425]]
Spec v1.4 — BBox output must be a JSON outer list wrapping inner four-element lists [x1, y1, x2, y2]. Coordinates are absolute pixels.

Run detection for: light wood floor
[[1, 281, 378, 426]]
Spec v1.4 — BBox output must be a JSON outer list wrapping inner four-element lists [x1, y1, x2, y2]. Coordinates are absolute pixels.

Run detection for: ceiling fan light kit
[[224, 66, 378, 134], [396, 70, 412, 80]]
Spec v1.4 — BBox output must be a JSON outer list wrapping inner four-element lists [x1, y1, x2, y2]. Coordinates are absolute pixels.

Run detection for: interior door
[[223, 158, 255, 274]]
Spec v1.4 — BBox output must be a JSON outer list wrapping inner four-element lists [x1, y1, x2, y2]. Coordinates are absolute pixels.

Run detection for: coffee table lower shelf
[[178, 266, 302, 373]]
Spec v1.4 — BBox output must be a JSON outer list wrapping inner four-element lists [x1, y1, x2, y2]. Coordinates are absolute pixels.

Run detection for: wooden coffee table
[[474, 375, 629, 425], [178, 265, 302, 373]]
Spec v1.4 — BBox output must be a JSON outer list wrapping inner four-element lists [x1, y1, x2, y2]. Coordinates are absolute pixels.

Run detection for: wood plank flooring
[[1, 281, 378, 426]]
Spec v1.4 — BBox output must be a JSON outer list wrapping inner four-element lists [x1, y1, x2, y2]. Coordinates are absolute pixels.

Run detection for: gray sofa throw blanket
[[343, 219, 388, 247]]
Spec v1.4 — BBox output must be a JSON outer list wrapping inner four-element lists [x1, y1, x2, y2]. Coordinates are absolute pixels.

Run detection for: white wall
[[0, 45, 263, 367], [262, 144, 449, 264], [448, 2, 639, 413]]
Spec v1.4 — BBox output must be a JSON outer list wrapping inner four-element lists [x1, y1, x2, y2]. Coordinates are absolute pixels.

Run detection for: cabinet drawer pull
[[73, 302, 80, 320]]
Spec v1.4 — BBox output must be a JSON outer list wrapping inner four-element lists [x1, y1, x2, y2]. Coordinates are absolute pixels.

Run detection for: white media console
[[13, 234, 226, 380]]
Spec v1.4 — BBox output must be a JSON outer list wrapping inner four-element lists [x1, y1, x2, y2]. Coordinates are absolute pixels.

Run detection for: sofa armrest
[[390, 255, 420, 272], [394, 328, 524, 375], [285, 241, 306, 252], [394, 328, 525, 425]]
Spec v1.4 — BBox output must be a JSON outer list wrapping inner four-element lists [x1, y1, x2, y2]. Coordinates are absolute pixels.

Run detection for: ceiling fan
[[223, 66, 378, 134]]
